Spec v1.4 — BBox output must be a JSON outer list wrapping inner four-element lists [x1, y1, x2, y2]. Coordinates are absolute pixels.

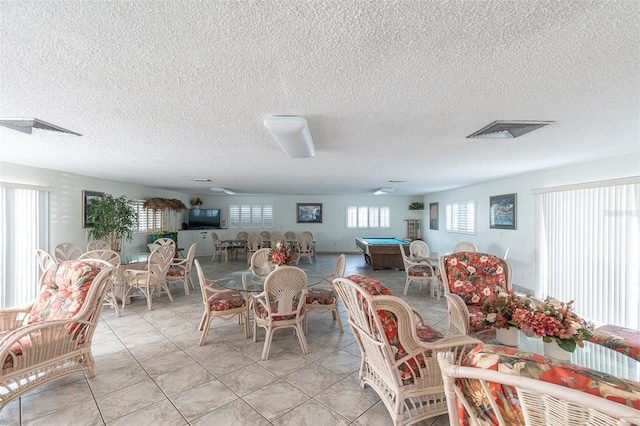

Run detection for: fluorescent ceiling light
[[0, 118, 81, 136], [373, 187, 394, 195], [263, 115, 315, 158], [210, 186, 236, 195], [467, 120, 554, 139]]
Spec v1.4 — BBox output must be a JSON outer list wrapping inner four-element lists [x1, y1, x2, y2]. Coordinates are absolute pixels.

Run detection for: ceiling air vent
[[0, 118, 81, 136], [467, 120, 553, 139]]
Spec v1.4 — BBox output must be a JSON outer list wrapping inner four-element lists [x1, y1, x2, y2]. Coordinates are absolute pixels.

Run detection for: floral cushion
[[346, 275, 393, 296], [254, 302, 298, 321], [305, 288, 336, 305], [442, 252, 507, 306], [408, 265, 433, 277], [28, 261, 101, 324], [589, 324, 640, 361], [4, 261, 101, 370], [416, 325, 443, 342], [456, 344, 640, 424], [166, 268, 185, 277], [209, 291, 246, 311]]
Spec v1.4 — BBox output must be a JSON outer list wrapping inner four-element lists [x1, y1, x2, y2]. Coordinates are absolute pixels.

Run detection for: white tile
[[153, 363, 215, 396], [169, 381, 238, 421], [23, 399, 103, 426], [242, 379, 310, 421], [21, 380, 92, 423], [189, 399, 268, 426], [96, 379, 166, 423], [107, 399, 185, 426], [271, 399, 350, 426]]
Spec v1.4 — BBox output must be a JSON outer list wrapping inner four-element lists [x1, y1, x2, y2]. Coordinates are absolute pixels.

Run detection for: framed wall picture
[[490, 193, 517, 230], [429, 202, 439, 230], [297, 203, 322, 223], [82, 190, 104, 228]]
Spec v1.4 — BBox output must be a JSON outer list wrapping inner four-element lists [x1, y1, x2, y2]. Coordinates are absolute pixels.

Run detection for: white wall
[[0, 162, 190, 257], [421, 153, 640, 295], [180, 194, 424, 253]]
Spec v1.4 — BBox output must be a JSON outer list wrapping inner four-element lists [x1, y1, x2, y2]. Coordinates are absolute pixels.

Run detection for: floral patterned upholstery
[[3, 261, 101, 370], [166, 267, 185, 277], [28, 261, 101, 324], [441, 252, 507, 306], [305, 288, 336, 305], [590, 324, 640, 361], [455, 343, 640, 424], [208, 291, 246, 312], [408, 265, 434, 278], [254, 298, 301, 321], [346, 275, 393, 296]]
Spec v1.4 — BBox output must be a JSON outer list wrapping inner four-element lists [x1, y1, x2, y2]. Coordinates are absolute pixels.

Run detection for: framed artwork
[[490, 193, 517, 230], [297, 203, 322, 223], [82, 190, 104, 228], [429, 202, 439, 230]]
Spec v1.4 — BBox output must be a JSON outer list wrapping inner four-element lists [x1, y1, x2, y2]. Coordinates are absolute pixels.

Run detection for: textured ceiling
[[1, 0, 638, 196]]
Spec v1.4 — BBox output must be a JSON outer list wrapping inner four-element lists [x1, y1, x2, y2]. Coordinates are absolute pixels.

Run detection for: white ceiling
[[1, 1, 638, 196]]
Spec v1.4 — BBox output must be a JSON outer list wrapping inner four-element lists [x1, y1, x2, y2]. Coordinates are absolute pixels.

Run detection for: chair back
[[409, 240, 430, 258], [247, 233, 263, 251], [79, 249, 121, 267], [300, 231, 313, 240], [454, 241, 477, 253], [194, 259, 211, 308], [260, 266, 308, 319], [284, 231, 296, 240], [152, 237, 175, 247], [333, 254, 346, 278], [183, 243, 197, 267], [35, 249, 56, 274], [271, 234, 286, 244], [148, 244, 176, 284], [439, 252, 511, 305], [236, 231, 249, 241], [250, 248, 273, 276], [53, 243, 83, 262], [28, 260, 114, 324], [211, 232, 220, 242], [438, 350, 640, 425], [502, 247, 510, 260], [87, 240, 110, 251], [260, 231, 271, 241], [296, 234, 313, 252]]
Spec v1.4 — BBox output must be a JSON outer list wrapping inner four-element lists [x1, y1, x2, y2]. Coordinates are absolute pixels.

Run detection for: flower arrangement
[[268, 241, 293, 266], [479, 286, 532, 330], [409, 202, 424, 210], [190, 198, 203, 206], [513, 297, 595, 352]]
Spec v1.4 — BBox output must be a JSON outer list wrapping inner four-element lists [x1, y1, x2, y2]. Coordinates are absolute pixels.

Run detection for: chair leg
[[199, 317, 211, 346], [334, 306, 344, 333], [242, 311, 250, 338], [296, 323, 309, 354], [403, 277, 411, 295], [261, 328, 274, 360], [199, 312, 207, 331]]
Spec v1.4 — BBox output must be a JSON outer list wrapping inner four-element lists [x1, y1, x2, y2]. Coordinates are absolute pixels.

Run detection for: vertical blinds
[[535, 179, 639, 329]]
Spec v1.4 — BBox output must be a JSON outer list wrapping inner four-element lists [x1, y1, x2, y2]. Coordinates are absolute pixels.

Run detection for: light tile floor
[[1, 254, 450, 425]]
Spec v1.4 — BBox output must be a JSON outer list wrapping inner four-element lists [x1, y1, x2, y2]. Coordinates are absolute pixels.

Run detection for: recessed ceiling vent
[[0, 118, 81, 136], [467, 120, 553, 139]]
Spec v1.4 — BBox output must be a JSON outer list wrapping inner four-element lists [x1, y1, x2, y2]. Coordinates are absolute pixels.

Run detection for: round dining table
[[217, 269, 328, 293]]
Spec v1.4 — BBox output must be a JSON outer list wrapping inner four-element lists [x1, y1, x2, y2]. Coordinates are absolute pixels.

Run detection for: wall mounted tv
[[188, 209, 221, 229]]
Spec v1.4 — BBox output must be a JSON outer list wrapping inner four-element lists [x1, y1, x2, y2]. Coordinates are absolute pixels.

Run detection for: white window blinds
[[228, 205, 274, 228], [346, 206, 390, 228], [535, 178, 639, 329], [445, 200, 476, 234]]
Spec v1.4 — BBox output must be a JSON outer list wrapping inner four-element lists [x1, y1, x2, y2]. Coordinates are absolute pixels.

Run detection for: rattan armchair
[[0, 260, 116, 411]]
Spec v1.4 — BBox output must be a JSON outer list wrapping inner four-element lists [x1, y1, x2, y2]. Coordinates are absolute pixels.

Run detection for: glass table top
[[217, 269, 328, 293]]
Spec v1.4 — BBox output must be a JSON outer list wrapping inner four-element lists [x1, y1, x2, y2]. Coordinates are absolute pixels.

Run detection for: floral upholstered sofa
[[590, 324, 640, 362], [453, 343, 640, 424], [438, 252, 512, 334]]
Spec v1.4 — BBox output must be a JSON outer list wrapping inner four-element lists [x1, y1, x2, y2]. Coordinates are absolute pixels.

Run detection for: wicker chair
[[249, 248, 273, 277], [122, 244, 175, 310], [438, 350, 640, 425], [440, 251, 512, 334], [0, 260, 116, 411], [210, 232, 229, 262], [167, 243, 197, 295], [86, 240, 110, 251], [284, 231, 296, 240], [454, 241, 477, 253], [409, 240, 430, 258], [194, 260, 249, 345], [295, 234, 315, 265], [78, 249, 122, 317], [252, 266, 309, 360], [35, 249, 56, 274], [332, 277, 479, 426], [304, 254, 346, 333], [400, 244, 439, 298], [245, 234, 263, 265], [270, 233, 286, 245], [53, 243, 83, 262]]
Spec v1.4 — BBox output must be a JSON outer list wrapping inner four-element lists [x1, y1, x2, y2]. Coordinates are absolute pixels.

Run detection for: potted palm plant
[[87, 193, 138, 253]]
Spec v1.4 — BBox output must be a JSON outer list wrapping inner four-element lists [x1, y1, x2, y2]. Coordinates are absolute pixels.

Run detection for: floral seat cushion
[[4, 261, 101, 370], [456, 343, 640, 423], [166, 268, 185, 277], [208, 291, 246, 311], [442, 252, 507, 306], [408, 265, 433, 277], [305, 288, 336, 305], [254, 302, 298, 321], [346, 275, 393, 296], [590, 324, 640, 361]]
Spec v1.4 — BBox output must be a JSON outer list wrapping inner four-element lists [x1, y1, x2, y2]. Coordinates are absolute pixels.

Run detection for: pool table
[[355, 237, 410, 270]]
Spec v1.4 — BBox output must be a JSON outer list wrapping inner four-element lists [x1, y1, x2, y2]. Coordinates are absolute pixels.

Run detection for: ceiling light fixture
[[192, 178, 211, 182], [263, 115, 315, 158], [467, 120, 554, 139], [373, 187, 394, 195], [0, 118, 81, 136], [210, 186, 236, 195]]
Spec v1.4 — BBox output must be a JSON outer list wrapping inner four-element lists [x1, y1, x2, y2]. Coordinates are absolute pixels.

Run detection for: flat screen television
[[188, 208, 221, 229]]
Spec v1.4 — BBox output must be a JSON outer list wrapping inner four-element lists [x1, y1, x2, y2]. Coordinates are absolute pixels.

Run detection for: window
[[535, 178, 639, 329], [346, 206, 390, 228], [445, 200, 476, 234], [228, 205, 274, 228], [1, 184, 50, 309], [132, 200, 161, 232]]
